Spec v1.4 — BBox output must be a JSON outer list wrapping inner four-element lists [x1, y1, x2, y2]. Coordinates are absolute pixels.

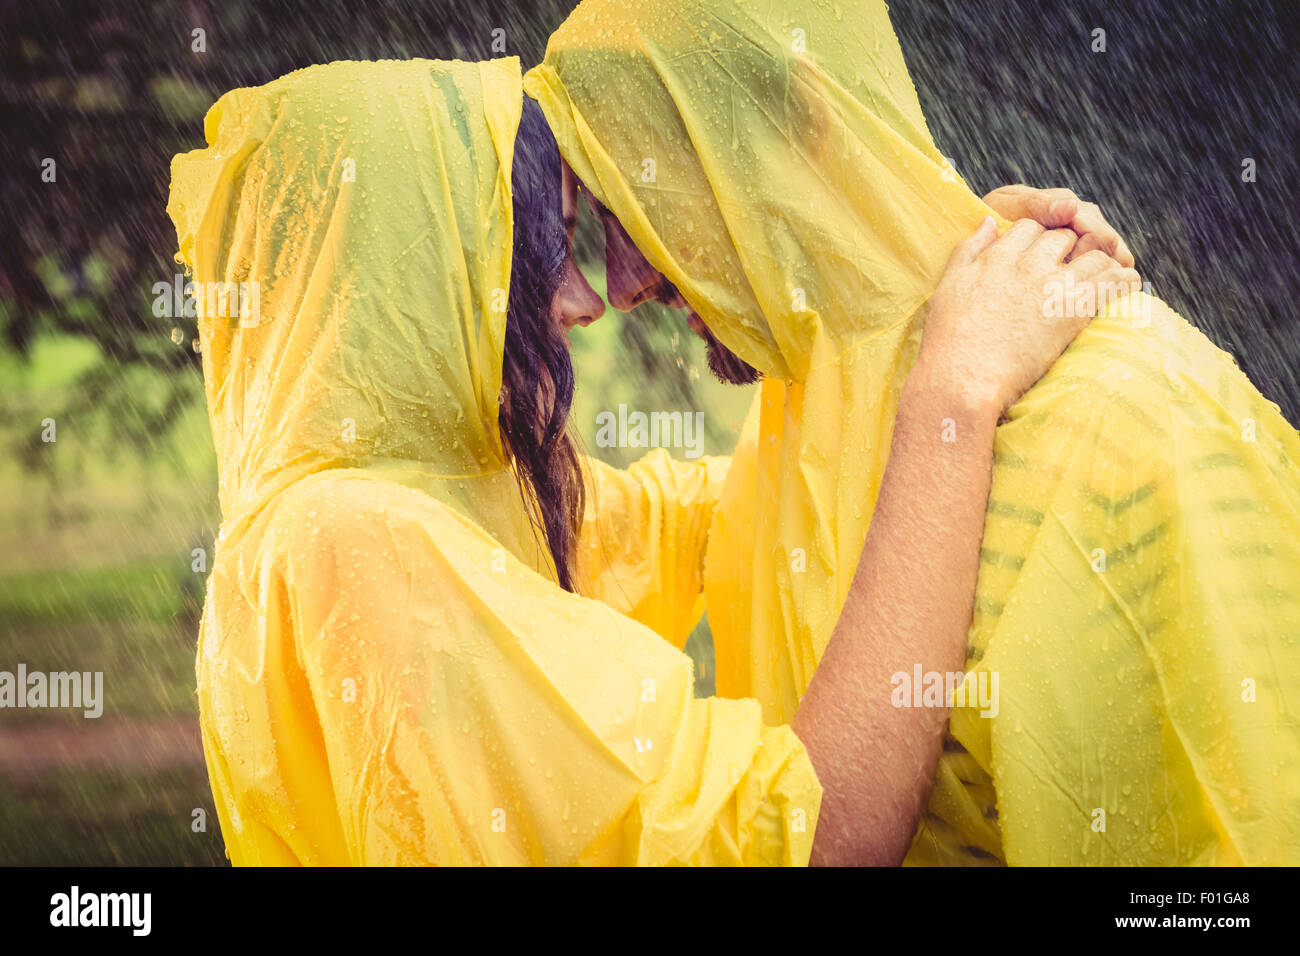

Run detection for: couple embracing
[[168, 0, 1300, 866]]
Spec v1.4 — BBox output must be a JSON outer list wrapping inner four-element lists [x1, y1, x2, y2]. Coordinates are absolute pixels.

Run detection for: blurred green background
[[1, 0, 1294, 864]]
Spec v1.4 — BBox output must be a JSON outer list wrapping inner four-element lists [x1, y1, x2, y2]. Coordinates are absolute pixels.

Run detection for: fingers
[[1066, 248, 1124, 279], [1090, 265, 1143, 319], [1099, 264, 1142, 295], [985, 184, 1137, 269], [1065, 251, 1142, 317], [947, 215, 999, 268], [1066, 232, 1107, 262], [1084, 262, 1141, 295], [984, 184, 1080, 227], [1113, 238, 1135, 269], [1069, 201, 1136, 268], [987, 217, 1045, 259], [1027, 227, 1079, 264]]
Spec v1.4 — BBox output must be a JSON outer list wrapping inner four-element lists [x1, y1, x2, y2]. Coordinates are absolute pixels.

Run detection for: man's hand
[[983, 184, 1135, 268]]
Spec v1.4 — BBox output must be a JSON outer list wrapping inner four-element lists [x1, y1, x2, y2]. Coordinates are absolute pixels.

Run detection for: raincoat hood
[[168, 58, 521, 525], [525, 0, 992, 384]]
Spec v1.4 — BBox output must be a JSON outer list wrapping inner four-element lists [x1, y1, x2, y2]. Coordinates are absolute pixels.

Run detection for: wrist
[[903, 353, 1005, 425]]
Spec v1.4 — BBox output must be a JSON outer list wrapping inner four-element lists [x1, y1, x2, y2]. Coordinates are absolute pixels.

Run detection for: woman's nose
[[555, 258, 606, 328], [574, 277, 606, 326]]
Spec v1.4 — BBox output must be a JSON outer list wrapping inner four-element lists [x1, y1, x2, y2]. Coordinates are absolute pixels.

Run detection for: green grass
[[0, 767, 228, 866], [0, 333, 102, 391], [0, 557, 189, 626], [0, 614, 200, 724], [2, 335, 240, 863]]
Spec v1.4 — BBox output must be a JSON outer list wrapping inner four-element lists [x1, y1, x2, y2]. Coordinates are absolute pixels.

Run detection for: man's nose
[[605, 238, 662, 312]]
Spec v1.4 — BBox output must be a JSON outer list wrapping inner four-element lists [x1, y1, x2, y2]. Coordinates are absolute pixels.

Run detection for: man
[[528, 0, 1300, 864]]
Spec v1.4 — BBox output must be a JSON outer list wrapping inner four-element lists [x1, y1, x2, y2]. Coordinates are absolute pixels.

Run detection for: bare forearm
[[794, 364, 1000, 866]]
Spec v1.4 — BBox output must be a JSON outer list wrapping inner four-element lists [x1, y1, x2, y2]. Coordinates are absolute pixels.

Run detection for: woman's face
[[549, 162, 606, 346]]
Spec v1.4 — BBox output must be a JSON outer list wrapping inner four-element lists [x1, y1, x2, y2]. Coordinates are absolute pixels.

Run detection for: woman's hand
[[918, 216, 1141, 416], [983, 184, 1135, 267]]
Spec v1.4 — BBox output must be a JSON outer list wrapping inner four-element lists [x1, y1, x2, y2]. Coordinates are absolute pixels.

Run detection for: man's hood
[[525, 0, 994, 383]]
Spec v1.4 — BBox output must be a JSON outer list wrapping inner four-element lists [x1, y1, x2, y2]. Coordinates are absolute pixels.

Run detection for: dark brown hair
[[499, 97, 584, 592]]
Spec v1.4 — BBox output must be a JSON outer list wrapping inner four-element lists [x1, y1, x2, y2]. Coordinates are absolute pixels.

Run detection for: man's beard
[[700, 321, 761, 385], [657, 278, 760, 385]]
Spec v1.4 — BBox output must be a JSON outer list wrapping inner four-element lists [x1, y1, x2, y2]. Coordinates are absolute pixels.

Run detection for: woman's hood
[[525, 0, 994, 383], [168, 58, 522, 521]]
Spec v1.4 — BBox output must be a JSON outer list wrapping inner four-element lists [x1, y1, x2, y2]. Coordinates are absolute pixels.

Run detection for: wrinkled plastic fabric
[[167, 57, 820, 866], [580, 451, 730, 649], [527, 0, 1300, 864]]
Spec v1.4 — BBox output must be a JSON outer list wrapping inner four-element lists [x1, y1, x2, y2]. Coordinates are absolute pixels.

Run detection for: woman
[[168, 55, 1128, 865], [526, 0, 1300, 864]]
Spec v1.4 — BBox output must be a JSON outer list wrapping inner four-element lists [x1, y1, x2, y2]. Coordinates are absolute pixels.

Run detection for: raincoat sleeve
[[578, 450, 729, 649], [270, 473, 818, 866]]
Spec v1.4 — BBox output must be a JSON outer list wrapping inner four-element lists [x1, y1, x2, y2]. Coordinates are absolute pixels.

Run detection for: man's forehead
[[581, 187, 611, 218], [560, 160, 578, 234], [560, 163, 605, 216]]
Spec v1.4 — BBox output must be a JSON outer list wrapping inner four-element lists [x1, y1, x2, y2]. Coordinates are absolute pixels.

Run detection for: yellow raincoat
[[527, 0, 1300, 864], [167, 57, 820, 865]]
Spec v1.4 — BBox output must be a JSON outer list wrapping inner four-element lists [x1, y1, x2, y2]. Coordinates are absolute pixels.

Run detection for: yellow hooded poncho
[[167, 57, 820, 865], [526, 0, 1300, 865]]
